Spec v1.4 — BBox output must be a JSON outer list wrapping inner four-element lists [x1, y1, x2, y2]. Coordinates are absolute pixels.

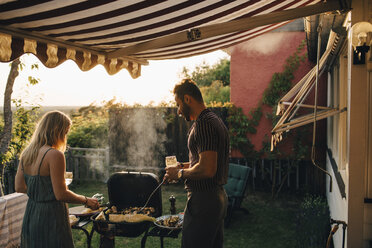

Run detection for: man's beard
[[182, 102, 191, 121]]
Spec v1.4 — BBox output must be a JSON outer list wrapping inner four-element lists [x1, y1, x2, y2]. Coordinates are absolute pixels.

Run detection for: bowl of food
[[154, 214, 183, 230]]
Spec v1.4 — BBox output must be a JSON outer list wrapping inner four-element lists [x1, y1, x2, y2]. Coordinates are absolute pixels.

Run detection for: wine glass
[[165, 156, 178, 183], [65, 171, 73, 186], [165, 156, 177, 167]]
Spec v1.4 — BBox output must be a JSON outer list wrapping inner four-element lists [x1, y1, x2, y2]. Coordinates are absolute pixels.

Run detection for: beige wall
[[364, 71, 372, 247], [347, 0, 371, 247], [326, 158, 348, 248], [327, 42, 349, 248], [327, 1, 372, 247]]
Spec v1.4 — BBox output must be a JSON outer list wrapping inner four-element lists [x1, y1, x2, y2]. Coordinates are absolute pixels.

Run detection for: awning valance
[[271, 29, 347, 150], [0, 0, 348, 77]]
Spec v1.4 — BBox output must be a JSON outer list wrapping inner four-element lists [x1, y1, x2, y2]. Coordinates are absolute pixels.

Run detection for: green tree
[[180, 56, 231, 103], [68, 104, 109, 148], [181, 57, 230, 87], [200, 81, 230, 105], [0, 58, 40, 195]]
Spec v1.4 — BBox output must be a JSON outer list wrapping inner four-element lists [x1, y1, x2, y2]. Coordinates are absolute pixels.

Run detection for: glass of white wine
[[165, 156, 177, 167], [65, 171, 73, 186], [165, 156, 178, 183]]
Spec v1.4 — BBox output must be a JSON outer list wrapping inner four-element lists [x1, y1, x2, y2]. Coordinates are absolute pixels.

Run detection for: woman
[[15, 110, 99, 248]]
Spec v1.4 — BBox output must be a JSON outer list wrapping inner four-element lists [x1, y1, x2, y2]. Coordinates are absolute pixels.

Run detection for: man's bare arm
[[182, 151, 217, 179]]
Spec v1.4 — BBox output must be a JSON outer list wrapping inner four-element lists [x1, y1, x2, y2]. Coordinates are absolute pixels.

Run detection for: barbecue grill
[[92, 171, 162, 237]]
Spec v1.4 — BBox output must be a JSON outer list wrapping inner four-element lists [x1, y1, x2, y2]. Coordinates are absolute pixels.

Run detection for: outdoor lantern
[[351, 21, 372, 65]]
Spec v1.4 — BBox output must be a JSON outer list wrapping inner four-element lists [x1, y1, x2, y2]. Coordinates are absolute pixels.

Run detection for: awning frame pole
[[274, 107, 346, 133], [288, 66, 328, 121], [311, 15, 333, 192]]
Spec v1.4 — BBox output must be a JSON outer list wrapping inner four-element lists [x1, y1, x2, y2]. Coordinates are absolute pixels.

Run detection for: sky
[[0, 50, 229, 107]]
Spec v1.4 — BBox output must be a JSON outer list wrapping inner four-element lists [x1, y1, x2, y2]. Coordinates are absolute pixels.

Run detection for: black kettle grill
[[92, 171, 163, 237]]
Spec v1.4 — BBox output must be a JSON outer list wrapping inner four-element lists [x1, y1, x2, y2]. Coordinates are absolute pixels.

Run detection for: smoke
[[232, 32, 290, 55], [66, 147, 109, 182], [67, 107, 167, 181], [124, 108, 167, 169], [84, 149, 109, 181]]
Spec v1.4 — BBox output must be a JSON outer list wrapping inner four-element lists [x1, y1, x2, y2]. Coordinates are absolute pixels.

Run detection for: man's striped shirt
[[185, 108, 229, 192]]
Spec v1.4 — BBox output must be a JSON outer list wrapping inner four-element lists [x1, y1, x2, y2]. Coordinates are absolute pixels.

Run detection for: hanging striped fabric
[[0, 0, 345, 77]]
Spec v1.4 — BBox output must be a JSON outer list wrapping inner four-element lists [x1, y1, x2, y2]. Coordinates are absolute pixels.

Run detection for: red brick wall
[[230, 31, 326, 156]]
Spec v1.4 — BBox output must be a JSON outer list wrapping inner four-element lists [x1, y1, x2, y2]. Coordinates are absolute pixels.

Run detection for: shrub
[[295, 194, 330, 248], [68, 105, 108, 148]]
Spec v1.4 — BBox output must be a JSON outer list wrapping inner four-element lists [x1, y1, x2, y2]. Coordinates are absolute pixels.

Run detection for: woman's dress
[[21, 148, 74, 248]]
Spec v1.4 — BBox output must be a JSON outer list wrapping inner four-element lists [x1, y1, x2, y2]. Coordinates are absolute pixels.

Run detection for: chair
[[224, 163, 251, 227]]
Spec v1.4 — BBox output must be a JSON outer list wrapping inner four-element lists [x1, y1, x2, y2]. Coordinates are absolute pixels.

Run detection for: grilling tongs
[[140, 177, 166, 212]]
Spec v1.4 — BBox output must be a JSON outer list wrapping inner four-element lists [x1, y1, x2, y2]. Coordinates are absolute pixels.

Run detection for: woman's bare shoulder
[[45, 148, 65, 161]]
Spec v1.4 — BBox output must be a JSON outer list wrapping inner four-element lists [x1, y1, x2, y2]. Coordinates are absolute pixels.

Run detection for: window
[[328, 45, 348, 175]]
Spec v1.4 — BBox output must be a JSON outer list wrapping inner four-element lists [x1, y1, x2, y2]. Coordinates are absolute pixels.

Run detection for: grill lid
[[107, 171, 162, 217]]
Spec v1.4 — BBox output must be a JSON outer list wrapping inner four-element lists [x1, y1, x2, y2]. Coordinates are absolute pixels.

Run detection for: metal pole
[[311, 14, 333, 192]]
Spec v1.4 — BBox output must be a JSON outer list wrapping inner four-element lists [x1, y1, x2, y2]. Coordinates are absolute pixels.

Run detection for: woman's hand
[[85, 197, 100, 210]]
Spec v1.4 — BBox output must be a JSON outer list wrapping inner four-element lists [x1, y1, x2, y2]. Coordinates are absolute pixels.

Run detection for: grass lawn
[[69, 181, 302, 248]]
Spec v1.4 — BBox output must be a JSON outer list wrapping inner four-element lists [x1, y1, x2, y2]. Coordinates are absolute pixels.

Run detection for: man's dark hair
[[173, 79, 203, 103]]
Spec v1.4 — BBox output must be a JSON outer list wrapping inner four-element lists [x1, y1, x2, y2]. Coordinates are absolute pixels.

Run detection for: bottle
[[169, 195, 176, 215]]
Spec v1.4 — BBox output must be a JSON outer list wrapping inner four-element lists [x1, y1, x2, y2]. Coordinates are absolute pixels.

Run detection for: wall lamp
[[351, 21, 372, 65]]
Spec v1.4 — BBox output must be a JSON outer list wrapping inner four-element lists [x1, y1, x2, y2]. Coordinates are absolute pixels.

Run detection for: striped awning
[[0, 0, 348, 78]]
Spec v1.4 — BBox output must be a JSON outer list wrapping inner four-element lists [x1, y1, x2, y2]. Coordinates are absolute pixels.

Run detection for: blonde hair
[[20, 111, 72, 166]]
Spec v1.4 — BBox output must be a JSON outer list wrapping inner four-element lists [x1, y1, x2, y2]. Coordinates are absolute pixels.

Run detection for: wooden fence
[[230, 158, 326, 195], [2, 159, 18, 195], [64, 148, 326, 195], [65, 147, 110, 182], [2, 154, 325, 196], [1, 106, 324, 195], [108, 107, 228, 165]]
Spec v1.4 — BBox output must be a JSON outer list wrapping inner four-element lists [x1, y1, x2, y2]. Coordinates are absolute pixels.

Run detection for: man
[[165, 79, 229, 248]]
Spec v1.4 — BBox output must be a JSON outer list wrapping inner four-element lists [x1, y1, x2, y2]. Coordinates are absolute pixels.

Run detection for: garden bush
[[68, 105, 108, 148], [295, 194, 330, 248]]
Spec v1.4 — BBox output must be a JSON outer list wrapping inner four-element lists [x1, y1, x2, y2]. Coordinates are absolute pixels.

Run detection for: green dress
[[21, 148, 74, 248]]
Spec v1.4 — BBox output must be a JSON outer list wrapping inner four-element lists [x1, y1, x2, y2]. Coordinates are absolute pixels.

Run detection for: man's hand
[[177, 161, 190, 169], [165, 165, 179, 182]]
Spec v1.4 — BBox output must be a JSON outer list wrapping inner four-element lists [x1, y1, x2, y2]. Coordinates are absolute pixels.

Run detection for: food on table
[[122, 206, 155, 215], [69, 215, 78, 226], [95, 211, 105, 221], [97, 206, 156, 223], [156, 215, 182, 228], [105, 206, 155, 215], [106, 205, 118, 214], [81, 207, 105, 214], [92, 193, 104, 204], [109, 214, 155, 223]]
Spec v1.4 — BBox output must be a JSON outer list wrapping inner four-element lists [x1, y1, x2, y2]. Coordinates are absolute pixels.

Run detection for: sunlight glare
[[0, 50, 228, 107]]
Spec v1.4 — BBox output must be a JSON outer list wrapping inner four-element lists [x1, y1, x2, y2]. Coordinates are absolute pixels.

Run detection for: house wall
[[364, 71, 372, 247], [327, 38, 349, 248], [326, 1, 372, 247], [230, 30, 322, 155], [326, 159, 348, 248], [348, 1, 371, 247]]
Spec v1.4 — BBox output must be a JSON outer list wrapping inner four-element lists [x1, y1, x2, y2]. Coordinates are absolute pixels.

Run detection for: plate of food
[[69, 205, 105, 217], [69, 215, 79, 226], [154, 214, 183, 230]]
